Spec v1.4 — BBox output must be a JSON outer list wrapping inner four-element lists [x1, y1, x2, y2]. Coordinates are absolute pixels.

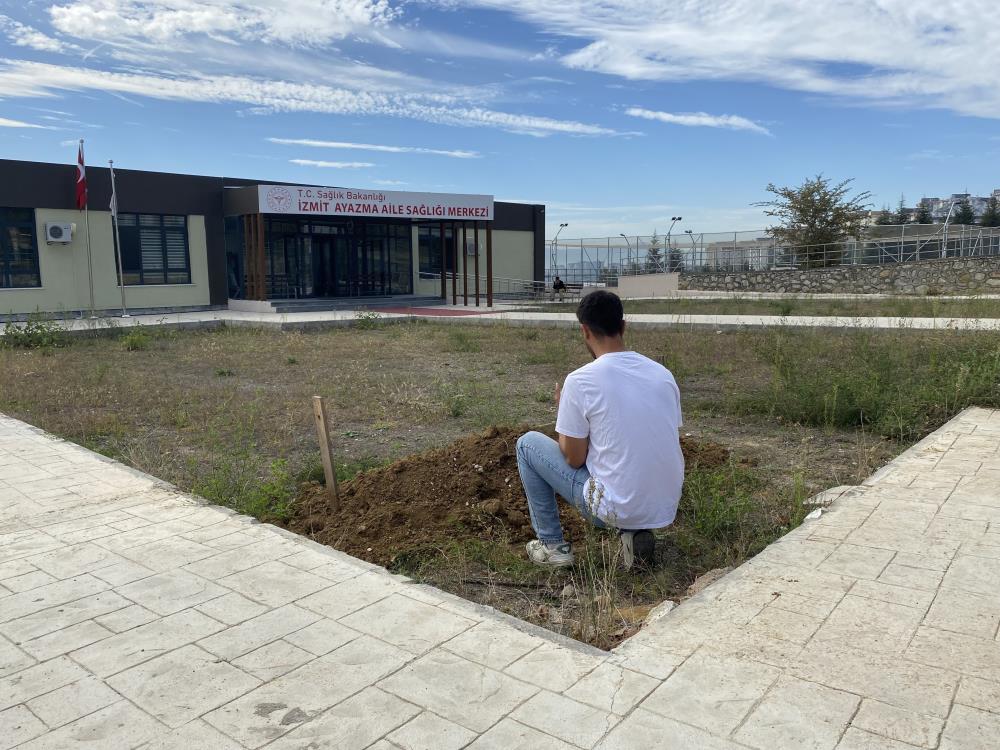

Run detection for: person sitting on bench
[[516, 290, 684, 570], [552, 276, 567, 301]]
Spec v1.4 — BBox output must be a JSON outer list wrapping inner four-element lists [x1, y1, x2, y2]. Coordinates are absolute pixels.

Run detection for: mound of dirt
[[286, 425, 729, 568]]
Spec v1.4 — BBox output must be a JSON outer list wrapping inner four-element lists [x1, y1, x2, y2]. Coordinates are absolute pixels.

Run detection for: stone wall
[[679, 256, 1000, 295]]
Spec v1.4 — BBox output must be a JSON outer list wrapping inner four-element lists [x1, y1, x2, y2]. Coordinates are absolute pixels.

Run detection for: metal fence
[[546, 225, 1000, 285], [418, 271, 549, 300]]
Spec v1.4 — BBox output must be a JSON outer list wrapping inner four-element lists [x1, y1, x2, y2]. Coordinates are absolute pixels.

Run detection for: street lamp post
[[551, 222, 568, 281], [941, 201, 956, 258], [619, 233, 632, 273], [664, 217, 682, 273], [683, 229, 695, 272]]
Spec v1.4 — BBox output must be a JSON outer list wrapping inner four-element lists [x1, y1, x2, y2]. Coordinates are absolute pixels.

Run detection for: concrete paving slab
[[203, 635, 410, 748], [107, 644, 261, 728], [387, 711, 478, 750], [733, 675, 859, 750], [3, 407, 1000, 748], [380, 649, 538, 732]]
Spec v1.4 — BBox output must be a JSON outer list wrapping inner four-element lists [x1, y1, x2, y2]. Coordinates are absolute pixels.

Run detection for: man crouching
[[516, 290, 684, 570]]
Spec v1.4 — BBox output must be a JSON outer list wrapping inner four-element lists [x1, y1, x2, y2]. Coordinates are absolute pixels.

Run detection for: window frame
[[114, 213, 191, 286], [0, 207, 41, 290]]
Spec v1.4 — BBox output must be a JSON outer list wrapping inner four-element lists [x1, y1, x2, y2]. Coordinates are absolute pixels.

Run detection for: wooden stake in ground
[[312, 396, 340, 511]]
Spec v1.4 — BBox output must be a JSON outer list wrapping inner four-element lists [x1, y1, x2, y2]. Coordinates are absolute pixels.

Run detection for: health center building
[[0, 158, 546, 317]]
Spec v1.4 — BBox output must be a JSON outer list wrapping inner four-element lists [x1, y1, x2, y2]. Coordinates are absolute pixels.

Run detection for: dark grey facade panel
[[493, 201, 537, 232], [222, 185, 261, 217], [533, 204, 546, 283]]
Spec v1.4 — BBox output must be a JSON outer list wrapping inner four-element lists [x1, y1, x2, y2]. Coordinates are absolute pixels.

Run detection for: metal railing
[[418, 272, 558, 300], [547, 225, 1000, 283]]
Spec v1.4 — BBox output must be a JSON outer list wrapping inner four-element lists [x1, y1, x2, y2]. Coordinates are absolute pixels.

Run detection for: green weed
[[120, 329, 151, 352], [1, 317, 68, 350], [446, 330, 482, 353], [353, 310, 383, 329]]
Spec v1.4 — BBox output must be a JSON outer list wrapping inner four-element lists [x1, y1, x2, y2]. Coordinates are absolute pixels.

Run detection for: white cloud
[[269, 137, 480, 158], [0, 14, 76, 53], [290, 158, 374, 167], [48, 0, 398, 47], [372, 179, 407, 185], [626, 107, 770, 135], [454, 0, 1000, 120], [0, 59, 617, 137], [0, 116, 47, 128]]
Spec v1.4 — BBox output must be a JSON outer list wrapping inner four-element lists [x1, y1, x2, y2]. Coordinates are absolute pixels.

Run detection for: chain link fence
[[546, 225, 1000, 286]]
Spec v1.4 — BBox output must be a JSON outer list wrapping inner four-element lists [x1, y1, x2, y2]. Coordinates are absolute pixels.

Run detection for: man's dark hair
[[576, 290, 624, 337]]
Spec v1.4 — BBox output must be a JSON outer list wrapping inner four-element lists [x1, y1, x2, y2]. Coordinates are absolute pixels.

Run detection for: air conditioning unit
[[45, 222, 75, 244]]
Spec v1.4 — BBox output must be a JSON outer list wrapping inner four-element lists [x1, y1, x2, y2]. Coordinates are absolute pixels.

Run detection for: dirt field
[[0, 321, 912, 647]]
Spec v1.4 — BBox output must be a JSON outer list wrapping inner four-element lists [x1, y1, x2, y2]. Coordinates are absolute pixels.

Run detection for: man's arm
[[559, 433, 589, 469], [554, 381, 589, 468]]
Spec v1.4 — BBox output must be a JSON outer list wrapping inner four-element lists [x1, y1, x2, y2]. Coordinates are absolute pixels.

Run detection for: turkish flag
[[75, 141, 87, 210]]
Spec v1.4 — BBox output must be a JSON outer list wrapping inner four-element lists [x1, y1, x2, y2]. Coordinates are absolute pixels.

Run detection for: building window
[[0, 208, 41, 289], [114, 214, 191, 285], [418, 225, 455, 276]]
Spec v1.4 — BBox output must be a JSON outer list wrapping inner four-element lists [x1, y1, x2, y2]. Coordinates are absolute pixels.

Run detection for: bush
[[354, 310, 383, 330], [120, 329, 151, 351], [2, 317, 68, 350]]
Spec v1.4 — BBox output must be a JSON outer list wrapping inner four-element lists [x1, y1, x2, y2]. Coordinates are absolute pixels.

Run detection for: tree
[[645, 230, 663, 272], [895, 194, 910, 224], [953, 197, 975, 226], [667, 243, 684, 272], [754, 175, 872, 268], [979, 196, 1000, 228], [915, 200, 933, 225], [875, 205, 895, 225]]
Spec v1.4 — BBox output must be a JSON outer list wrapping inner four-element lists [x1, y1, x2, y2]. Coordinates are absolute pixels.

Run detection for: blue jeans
[[516, 431, 608, 544]]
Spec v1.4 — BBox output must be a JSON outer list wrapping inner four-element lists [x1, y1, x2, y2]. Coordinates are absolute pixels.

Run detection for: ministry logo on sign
[[265, 186, 293, 212]]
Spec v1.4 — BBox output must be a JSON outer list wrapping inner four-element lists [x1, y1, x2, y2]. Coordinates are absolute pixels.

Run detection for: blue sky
[[1, 0, 998, 237]]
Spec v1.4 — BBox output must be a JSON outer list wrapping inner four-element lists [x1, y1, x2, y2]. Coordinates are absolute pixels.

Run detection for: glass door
[[333, 236, 351, 296], [311, 237, 333, 297], [356, 237, 388, 296]]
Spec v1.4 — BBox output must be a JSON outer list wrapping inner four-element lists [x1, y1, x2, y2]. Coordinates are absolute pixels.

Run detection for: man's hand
[[554, 381, 562, 408]]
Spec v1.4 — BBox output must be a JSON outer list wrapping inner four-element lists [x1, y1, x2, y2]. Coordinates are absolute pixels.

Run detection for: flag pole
[[80, 140, 96, 317], [109, 160, 129, 318]]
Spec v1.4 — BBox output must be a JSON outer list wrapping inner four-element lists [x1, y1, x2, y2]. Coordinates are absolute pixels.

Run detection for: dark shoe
[[620, 530, 655, 570]]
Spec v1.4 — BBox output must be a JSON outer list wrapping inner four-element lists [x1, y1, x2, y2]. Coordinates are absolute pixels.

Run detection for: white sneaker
[[526, 539, 574, 568]]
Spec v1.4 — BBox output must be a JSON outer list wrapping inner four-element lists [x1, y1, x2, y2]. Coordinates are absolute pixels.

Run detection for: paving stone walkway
[[6, 305, 1000, 337], [1, 408, 999, 748]]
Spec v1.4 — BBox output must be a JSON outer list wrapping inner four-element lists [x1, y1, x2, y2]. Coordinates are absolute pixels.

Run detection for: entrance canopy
[[225, 183, 494, 221]]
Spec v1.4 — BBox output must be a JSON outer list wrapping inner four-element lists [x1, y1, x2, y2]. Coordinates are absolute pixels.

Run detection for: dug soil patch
[[286, 425, 729, 568]]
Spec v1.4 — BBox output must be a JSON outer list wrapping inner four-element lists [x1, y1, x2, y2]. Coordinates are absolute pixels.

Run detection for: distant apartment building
[[917, 190, 1000, 222]]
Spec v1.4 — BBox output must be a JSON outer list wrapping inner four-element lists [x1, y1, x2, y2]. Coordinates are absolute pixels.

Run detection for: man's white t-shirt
[[555, 351, 684, 529]]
